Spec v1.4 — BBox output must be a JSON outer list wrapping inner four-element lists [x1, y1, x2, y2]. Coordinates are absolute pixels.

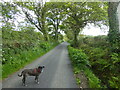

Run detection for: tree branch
[[24, 10, 41, 31]]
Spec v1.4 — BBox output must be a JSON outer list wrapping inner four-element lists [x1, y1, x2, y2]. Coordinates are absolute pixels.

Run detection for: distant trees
[[46, 2, 65, 41]]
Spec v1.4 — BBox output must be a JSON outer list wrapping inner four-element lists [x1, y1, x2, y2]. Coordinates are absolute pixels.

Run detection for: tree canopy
[[2, 1, 117, 47]]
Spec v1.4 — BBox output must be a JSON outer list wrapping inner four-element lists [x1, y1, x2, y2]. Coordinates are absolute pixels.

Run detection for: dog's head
[[38, 66, 45, 73], [38, 66, 45, 69]]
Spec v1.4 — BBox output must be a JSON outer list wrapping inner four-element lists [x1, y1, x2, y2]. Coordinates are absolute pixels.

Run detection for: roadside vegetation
[[2, 27, 59, 79], [78, 35, 119, 88], [68, 35, 120, 88], [66, 2, 120, 88], [68, 46, 102, 88]]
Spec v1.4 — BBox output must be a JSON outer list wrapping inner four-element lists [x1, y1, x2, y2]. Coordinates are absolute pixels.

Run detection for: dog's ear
[[38, 66, 42, 69], [42, 66, 45, 68], [38, 66, 45, 68]]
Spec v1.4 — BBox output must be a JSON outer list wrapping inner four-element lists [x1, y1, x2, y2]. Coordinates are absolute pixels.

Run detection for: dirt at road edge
[[74, 71, 89, 88]]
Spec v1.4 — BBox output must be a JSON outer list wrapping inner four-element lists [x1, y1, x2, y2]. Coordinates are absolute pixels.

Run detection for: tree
[[16, 2, 49, 41], [63, 2, 108, 47], [46, 2, 65, 41], [63, 26, 74, 41], [108, 2, 120, 52], [1, 2, 20, 41], [1, 2, 18, 24]]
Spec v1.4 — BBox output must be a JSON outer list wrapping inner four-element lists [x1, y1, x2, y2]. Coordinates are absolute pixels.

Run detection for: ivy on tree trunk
[[108, 2, 120, 52]]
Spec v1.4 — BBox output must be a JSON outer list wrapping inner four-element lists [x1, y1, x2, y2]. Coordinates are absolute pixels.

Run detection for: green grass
[[0, 64, 2, 80], [84, 68, 102, 88], [73, 66, 103, 88], [76, 77, 81, 85]]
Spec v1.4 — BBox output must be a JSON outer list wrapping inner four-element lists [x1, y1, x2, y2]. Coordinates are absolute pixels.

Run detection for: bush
[[68, 46, 102, 88], [68, 46, 90, 68], [84, 68, 102, 88], [77, 35, 120, 88], [109, 76, 120, 88], [39, 42, 51, 50]]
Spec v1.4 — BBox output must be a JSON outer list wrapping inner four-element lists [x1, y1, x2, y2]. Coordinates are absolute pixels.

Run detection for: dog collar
[[37, 69, 41, 73]]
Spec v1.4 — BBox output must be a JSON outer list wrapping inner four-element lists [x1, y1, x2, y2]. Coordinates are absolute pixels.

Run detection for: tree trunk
[[55, 29, 58, 41], [43, 31, 48, 41], [73, 30, 79, 48], [54, 19, 59, 42], [108, 2, 120, 52], [41, 9, 48, 41]]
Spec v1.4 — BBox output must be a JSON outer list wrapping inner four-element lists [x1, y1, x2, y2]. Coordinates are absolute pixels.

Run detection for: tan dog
[[18, 66, 45, 86]]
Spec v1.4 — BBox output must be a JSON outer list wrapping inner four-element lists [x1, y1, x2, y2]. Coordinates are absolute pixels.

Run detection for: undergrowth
[[68, 46, 103, 88], [78, 35, 120, 88]]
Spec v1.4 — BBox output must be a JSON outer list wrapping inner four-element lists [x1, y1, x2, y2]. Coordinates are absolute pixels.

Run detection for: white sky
[[81, 24, 109, 36]]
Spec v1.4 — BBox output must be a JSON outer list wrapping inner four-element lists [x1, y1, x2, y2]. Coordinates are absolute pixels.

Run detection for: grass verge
[[68, 46, 103, 88]]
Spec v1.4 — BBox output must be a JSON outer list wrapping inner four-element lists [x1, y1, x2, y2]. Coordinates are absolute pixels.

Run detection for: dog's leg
[[35, 76, 39, 84], [22, 75, 27, 86]]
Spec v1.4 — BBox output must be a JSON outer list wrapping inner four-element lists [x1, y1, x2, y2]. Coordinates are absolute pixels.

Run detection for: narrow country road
[[2, 42, 78, 88]]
